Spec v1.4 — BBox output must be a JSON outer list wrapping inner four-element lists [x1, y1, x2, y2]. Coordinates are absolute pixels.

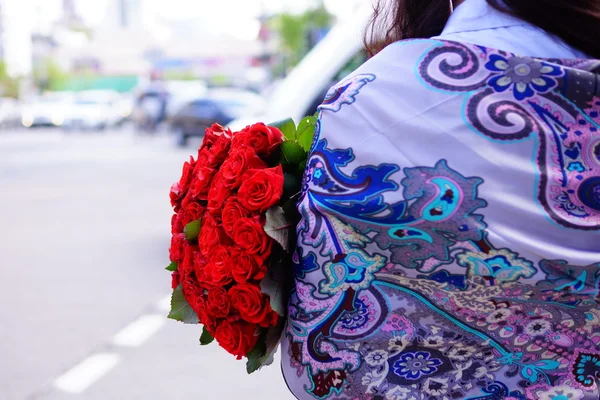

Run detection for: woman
[[281, 0, 600, 398]]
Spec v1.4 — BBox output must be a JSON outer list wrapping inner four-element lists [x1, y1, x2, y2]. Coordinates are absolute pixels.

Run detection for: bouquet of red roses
[[166, 117, 316, 373]]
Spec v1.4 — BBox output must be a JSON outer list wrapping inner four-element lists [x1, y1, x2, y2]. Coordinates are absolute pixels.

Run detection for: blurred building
[[52, 0, 267, 85], [0, 0, 34, 77]]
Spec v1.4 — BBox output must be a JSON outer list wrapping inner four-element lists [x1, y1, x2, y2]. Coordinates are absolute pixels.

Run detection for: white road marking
[[54, 353, 120, 394], [112, 314, 166, 347], [157, 294, 172, 312]]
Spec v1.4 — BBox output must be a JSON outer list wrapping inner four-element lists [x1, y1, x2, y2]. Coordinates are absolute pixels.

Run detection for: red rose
[[170, 183, 183, 212], [232, 123, 283, 157], [207, 287, 231, 319], [181, 275, 205, 319], [207, 173, 233, 215], [198, 213, 231, 257], [220, 146, 267, 189], [191, 166, 217, 200], [230, 247, 267, 283], [171, 270, 181, 289], [170, 156, 196, 209], [237, 165, 284, 212], [222, 198, 253, 237], [179, 202, 206, 228], [196, 147, 212, 169], [207, 135, 231, 167], [201, 123, 232, 152], [214, 320, 258, 359], [169, 233, 186, 263], [192, 251, 210, 285], [202, 310, 218, 334], [204, 245, 233, 286], [180, 242, 199, 280], [229, 283, 279, 328], [171, 214, 184, 234], [232, 216, 272, 260]]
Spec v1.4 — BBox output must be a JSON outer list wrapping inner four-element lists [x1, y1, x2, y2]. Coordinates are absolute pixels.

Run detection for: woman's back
[[281, 1, 600, 398]]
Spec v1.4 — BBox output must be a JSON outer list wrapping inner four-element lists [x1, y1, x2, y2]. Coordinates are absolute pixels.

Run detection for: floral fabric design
[[282, 39, 600, 400]]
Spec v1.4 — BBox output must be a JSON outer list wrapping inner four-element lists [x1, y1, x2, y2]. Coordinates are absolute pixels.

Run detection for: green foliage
[[272, 118, 296, 141], [245, 320, 284, 374], [264, 207, 291, 251], [279, 141, 307, 166], [0, 62, 21, 98], [168, 285, 200, 324], [33, 58, 70, 92], [184, 220, 202, 242], [296, 115, 317, 152], [246, 339, 267, 374], [272, 5, 333, 70], [199, 327, 214, 346], [164, 70, 198, 81], [166, 262, 178, 272]]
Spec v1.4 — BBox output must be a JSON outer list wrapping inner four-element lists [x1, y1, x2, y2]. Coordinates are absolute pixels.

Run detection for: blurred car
[[170, 89, 265, 146], [132, 80, 208, 134], [228, 5, 368, 130], [164, 80, 208, 119], [63, 90, 122, 130], [0, 98, 22, 128], [115, 93, 135, 123], [21, 92, 74, 128]]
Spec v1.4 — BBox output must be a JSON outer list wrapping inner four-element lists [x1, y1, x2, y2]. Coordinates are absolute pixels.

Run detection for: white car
[[21, 92, 74, 128], [63, 90, 122, 130], [0, 98, 22, 128], [228, 6, 368, 130]]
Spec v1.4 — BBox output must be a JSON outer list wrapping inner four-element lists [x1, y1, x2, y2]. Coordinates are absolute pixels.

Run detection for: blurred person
[[136, 72, 168, 133], [281, 0, 600, 399]]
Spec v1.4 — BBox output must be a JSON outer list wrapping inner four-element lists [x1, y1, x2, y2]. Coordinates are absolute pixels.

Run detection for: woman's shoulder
[[318, 39, 460, 133]]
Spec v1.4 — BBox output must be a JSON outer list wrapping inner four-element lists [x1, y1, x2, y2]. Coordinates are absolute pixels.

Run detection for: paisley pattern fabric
[[281, 39, 600, 400]]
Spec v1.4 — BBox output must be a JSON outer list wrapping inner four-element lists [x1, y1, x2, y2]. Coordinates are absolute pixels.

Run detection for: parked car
[[228, 5, 368, 130], [132, 80, 208, 134], [21, 92, 74, 128], [170, 89, 265, 146], [63, 90, 122, 130], [0, 98, 22, 129]]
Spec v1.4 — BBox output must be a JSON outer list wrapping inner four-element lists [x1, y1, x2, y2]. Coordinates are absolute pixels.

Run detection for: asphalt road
[[0, 127, 294, 400]]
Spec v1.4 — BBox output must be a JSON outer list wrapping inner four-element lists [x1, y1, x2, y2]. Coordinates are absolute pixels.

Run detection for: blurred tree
[[33, 59, 70, 92], [0, 63, 21, 98], [163, 70, 198, 81], [272, 5, 333, 73]]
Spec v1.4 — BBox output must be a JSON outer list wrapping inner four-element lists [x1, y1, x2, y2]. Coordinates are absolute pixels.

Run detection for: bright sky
[[36, 0, 333, 24], [33, 0, 365, 42], [36, 0, 359, 25]]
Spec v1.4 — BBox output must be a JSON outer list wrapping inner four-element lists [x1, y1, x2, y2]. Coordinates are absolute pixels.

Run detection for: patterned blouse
[[280, 3, 600, 400]]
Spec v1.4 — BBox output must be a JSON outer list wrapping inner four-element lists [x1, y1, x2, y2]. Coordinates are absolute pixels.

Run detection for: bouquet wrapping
[[166, 116, 316, 373]]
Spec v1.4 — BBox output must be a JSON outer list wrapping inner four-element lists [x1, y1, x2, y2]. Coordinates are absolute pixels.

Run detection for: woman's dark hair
[[365, 0, 600, 58]]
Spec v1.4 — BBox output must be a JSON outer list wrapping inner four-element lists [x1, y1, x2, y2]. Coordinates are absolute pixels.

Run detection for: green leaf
[[264, 207, 292, 251], [296, 160, 307, 177], [183, 219, 202, 241], [261, 321, 284, 368], [246, 335, 267, 374], [247, 339, 266, 359], [168, 284, 199, 324], [260, 262, 287, 317], [280, 141, 307, 166], [165, 262, 178, 272], [246, 357, 263, 374], [271, 118, 296, 141], [246, 322, 284, 374], [282, 198, 299, 221], [283, 172, 301, 201], [296, 115, 317, 152], [199, 326, 214, 346]]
